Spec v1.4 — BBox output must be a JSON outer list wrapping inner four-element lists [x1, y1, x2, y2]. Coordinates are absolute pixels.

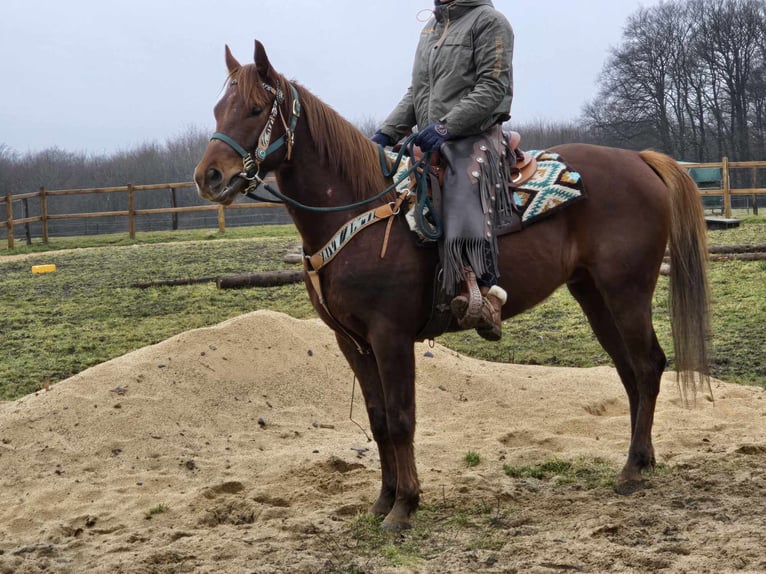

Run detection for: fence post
[[169, 187, 178, 230], [40, 186, 49, 244], [5, 193, 14, 250], [128, 184, 136, 239], [22, 198, 31, 245], [722, 156, 732, 218], [752, 167, 759, 216], [217, 205, 226, 233]]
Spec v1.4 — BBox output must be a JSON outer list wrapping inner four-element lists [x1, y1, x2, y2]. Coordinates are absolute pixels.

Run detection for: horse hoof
[[615, 478, 646, 495], [369, 502, 392, 518], [381, 517, 411, 533]]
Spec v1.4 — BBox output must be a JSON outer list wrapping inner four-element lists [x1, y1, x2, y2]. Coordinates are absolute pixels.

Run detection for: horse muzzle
[[194, 162, 245, 205]]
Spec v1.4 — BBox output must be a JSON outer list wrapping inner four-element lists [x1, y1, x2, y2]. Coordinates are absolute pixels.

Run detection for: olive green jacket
[[379, 0, 514, 141]]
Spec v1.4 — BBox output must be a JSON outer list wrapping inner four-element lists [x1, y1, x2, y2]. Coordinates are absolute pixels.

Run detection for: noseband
[[209, 82, 429, 216], [210, 81, 301, 194]]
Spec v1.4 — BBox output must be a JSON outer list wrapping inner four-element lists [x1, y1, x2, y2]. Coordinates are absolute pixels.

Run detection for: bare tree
[[355, 116, 380, 138], [585, 4, 684, 153], [585, 0, 766, 161]]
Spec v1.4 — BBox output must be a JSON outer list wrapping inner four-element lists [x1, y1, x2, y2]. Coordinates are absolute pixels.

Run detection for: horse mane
[[231, 64, 390, 200]]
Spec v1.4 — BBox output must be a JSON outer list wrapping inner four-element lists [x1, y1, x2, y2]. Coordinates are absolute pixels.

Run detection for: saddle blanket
[[513, 150, 585, 226], [399, 148, 586, 239]]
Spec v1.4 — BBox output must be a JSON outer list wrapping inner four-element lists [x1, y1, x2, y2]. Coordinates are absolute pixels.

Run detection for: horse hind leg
[[567, 271, 666, 489], [335, 335, 398, 518]]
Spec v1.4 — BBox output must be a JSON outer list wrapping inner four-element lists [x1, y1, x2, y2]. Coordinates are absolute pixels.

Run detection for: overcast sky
[[1, 0, 662, 155]]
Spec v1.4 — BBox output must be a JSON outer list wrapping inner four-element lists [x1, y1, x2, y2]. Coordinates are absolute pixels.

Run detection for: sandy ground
[[0, 311, 764, 573]]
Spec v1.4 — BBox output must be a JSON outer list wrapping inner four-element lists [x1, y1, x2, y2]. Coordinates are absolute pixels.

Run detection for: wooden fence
[[2, 159, 766, 249], [685, 158, 765, 218], [1, 177, 282, 249]]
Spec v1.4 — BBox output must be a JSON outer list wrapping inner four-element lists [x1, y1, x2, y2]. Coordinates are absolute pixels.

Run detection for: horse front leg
[[369, 334, 419, 532], [335, 335, 398, 518]]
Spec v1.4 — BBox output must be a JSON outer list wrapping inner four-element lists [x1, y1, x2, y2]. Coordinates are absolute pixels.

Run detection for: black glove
[[413, 123, 450, 152], [371, 130, 393, 147]]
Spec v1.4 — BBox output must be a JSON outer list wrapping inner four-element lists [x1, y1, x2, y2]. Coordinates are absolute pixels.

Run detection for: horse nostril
[[207, 167, 223, 187]]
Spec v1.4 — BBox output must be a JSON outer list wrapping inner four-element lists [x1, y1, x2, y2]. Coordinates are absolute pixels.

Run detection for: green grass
[[0, 225, 299, 255], [144, 504, 169, 519], [344, 513, 427, 568], [503, 458, 617, 489], [441, 218, 766, 389], [332, 457, 616, 571], [1, 220, 765, 400], [0, 226, 313, 399], [464, 451, 481, 467]]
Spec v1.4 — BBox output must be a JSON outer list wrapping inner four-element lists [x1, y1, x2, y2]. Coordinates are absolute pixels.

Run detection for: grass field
[[1, 218, 765, 400]]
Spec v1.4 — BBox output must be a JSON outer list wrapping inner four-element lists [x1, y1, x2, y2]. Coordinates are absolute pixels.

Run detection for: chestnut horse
[[195, 41, 710, 531]]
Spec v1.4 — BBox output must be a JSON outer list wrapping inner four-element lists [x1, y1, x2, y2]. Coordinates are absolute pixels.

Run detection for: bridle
[[210, 81, 301, 195], [208, 77, 439, 355], [209, 79, 431, 217]]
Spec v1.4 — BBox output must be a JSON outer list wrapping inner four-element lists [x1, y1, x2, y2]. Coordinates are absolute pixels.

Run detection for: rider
[[372, 0, 514, 341]]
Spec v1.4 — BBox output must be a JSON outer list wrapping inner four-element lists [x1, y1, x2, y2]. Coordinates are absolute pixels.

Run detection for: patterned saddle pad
[[512, 150, 586, 227], [397, 148, 586, 241]]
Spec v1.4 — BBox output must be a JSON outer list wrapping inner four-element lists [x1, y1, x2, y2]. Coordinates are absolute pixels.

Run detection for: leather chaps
[[438, 125, 516, 296]]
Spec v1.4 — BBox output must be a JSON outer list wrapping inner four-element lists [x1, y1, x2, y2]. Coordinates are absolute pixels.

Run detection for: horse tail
[[640, 150, 711, 403]]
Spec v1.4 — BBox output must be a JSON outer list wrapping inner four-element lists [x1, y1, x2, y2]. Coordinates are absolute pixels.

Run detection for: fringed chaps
[[439, 126, 515, 296]]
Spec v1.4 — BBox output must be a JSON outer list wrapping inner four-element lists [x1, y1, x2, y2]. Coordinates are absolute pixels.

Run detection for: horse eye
[[250, 107, 263, 116]]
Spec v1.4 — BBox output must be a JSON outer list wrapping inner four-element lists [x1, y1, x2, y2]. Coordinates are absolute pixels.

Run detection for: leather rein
[[209, 80, 430, 353], [211, 80, 424, 213]]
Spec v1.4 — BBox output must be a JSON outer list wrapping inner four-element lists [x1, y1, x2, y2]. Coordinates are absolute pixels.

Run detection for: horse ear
[[225, 45, 241, 74], [254, 40, 275, 81]]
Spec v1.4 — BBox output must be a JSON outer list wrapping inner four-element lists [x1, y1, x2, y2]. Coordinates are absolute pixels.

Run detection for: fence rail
[[2, 158, 766, 249], [684, 157, 766, 218], [1, 177, 282, 249]]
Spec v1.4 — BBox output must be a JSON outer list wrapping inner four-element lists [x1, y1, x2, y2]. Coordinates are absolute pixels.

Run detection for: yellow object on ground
[[31, 264, 57, 274]]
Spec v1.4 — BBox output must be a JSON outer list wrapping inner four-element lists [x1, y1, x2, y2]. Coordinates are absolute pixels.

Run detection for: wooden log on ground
[[709, 252, 766, 262], [132, 270, 304, 289], [665, 252, 766, 264], [283, 253, 303, 264], [216, 270, 304, 289], [708, 243, 766, 254], [665, 243, 766, 257], [132, 276, 218, 289], [662, 251, 766, 275]]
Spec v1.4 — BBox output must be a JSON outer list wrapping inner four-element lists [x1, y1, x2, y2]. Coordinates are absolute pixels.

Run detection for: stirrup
[[450, 268, 483, 328], [475, 286, 507, 341]]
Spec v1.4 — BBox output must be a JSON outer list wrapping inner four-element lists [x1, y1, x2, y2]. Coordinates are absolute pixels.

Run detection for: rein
[[245, 134, 428, 215], [211, 79, 429, 215], [210, 84, 439, 354]]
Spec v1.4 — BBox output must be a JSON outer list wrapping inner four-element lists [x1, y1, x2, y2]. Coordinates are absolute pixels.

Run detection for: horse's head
[[194, 41, 299, 205]]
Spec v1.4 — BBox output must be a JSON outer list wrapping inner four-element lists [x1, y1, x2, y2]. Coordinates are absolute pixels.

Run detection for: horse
[[194, 41, 710, 532]]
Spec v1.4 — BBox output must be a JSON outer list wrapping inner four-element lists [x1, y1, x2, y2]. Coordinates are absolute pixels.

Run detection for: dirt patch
[[0, 311, 764, 573]]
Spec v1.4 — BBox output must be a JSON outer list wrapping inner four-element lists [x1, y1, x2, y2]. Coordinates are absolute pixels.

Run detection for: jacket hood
[[435, 0, 493, 23], [452, 0, 493, 7]]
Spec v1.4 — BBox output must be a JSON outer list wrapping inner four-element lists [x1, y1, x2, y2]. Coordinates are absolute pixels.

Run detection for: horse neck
[[274, 111, 390, 253]]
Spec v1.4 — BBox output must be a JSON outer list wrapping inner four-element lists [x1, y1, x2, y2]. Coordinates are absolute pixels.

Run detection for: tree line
[[585, 0, 766, 162], [2, 0, 765, 211], [0, 127, 209, 197]]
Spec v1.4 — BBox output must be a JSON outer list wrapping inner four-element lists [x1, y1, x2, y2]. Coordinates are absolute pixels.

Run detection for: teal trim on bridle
[[211, 84, 434, 220], [209, 132, 257, 177], [210, 82, 301, 190]]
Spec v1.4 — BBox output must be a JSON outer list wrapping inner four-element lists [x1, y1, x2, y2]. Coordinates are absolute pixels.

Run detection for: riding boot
[[475, 285, 507, 341], [451, 281, 507, 341]]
